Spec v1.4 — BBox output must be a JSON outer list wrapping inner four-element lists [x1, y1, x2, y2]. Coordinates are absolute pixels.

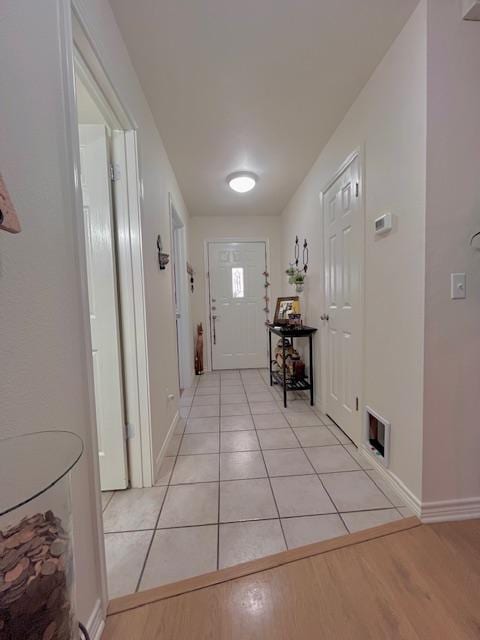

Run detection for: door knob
[[320, 314, 329, 321]]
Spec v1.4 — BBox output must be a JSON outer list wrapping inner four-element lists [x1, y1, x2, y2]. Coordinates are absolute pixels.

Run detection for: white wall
[[280, 2, 427, 501], [189, 216, 282, 368], [423, 0, 480, 506], [0, 0, 190, 626]]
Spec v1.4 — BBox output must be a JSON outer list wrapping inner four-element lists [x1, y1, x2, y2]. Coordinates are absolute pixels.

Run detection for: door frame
[[169, 193, 194, 391], [78, 123, 129, 491], [58, 0, 154, 620], [203, 238, 270, 372], [73, 34, 153, 490], [318, 148, 366, 440]]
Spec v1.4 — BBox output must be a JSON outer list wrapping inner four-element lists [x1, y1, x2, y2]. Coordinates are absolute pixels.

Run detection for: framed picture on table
[[273, 296, 300, 325]]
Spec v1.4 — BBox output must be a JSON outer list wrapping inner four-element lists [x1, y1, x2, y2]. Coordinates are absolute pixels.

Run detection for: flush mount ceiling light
[[227, 172, 258, 193]]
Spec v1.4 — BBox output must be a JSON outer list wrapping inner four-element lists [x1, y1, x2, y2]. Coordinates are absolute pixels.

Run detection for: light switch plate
[[451, 273, 466, 299]]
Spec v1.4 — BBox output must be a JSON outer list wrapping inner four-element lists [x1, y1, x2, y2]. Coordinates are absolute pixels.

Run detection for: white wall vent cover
[[364, 407, 391, 467]]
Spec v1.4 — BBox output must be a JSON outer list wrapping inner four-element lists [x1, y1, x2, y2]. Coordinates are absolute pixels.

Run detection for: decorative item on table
[[272, 338, 305, 381], [291, 357, 306, 382], [156, 234, 169, 270], [187, 262, 195, 293], [0, 173, 21, 233], [288, 312, 302, 327], [274, 296, 300, 325], [272, 337, 294, 372]]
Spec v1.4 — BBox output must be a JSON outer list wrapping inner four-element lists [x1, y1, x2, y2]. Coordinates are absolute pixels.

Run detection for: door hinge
[[355, 397, 359, 411], [355, 182, 359, 197], [125, 423, 135, 439], [110, 163, 121, 182]]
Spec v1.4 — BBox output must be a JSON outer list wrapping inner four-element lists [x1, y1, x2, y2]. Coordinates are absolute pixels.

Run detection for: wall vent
[[364, 407, 390, 467]]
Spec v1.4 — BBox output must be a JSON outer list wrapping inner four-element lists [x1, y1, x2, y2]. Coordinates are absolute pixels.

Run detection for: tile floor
[[103, 369, 412, 598]]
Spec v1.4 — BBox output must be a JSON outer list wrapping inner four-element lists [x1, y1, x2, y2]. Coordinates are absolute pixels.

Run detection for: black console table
[[267, 324, 317, 408]]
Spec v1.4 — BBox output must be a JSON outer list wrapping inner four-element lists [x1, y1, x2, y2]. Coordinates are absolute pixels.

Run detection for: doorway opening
[[169, 195, 193, 393], [70, 10, 155, 602], [76, 81, 129, 492], [206, 240, 268, 370]]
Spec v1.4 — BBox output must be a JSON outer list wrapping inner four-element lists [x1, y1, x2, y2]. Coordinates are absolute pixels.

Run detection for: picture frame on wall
[[273, 296, 300, 325]]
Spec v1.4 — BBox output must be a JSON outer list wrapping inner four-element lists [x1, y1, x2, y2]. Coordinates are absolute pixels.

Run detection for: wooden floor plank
[[102, 519, 480, 640]]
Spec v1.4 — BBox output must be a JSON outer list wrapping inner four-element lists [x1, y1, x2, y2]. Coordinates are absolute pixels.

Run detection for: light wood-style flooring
[[102, 516, 480, 639]]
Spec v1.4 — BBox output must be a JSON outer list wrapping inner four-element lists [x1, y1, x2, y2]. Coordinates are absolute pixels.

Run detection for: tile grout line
[[134, 482, 169, 593], [245, 373, 289, 552], [285, 406, 348, 528], [105, 502, 404, 537], [135, 375, 198, 591], [102, 492, 115, 513], [166, 468, 386, 489], [216, 375, 222, 571]]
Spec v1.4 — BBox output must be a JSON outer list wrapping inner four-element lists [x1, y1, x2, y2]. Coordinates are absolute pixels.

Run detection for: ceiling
[[109, 0, 419, 217]]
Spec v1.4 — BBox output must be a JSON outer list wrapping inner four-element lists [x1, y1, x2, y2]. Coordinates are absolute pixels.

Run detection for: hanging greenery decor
[[286, 236, 309, 292]]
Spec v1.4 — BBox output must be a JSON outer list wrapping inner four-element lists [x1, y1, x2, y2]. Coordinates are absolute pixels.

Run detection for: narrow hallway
[[103, 369, 410, 598]]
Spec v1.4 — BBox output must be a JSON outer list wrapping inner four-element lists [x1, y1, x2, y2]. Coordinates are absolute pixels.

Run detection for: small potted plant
[[285, 264, 296, 284], [294, 271, 305, 293]]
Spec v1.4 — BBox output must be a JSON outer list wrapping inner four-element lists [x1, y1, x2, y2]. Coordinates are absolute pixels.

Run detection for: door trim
[[59, 0, 155, 617], [71, 7, 153, 490], [203, 238, 270, 372], [169, 193, 194, 391], [318, 148, 365, 440]]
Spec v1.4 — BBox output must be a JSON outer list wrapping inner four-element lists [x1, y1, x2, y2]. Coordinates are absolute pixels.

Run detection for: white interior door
[[323, 155, 363, 443], [208, 241, 267, 369], [79, 124, 128, 491]]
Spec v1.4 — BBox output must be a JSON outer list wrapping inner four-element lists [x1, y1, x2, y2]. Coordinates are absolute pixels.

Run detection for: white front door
[[79, 124, 128, 491], [323, 154, 363, 444], [208, 241, 267, 369]]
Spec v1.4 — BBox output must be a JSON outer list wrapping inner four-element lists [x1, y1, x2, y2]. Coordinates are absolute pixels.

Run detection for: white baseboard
[[84, 598, 105, 640], [359, 444, 480, 523], [420, 496, 480, 523], [358, 444, 422, 517], [154, 410, 179, 481]]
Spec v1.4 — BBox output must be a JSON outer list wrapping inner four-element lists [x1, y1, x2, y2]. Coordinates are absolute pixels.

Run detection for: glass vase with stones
[[0, 431, 83, 640]]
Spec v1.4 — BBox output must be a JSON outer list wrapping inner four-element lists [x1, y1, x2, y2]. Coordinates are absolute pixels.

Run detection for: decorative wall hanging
[[157, 234, 170, 270], [285, 236, 309, 292], [0, 173, 21, 233], [262, 270, 271, 319], [187, 262, 195, 293]]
